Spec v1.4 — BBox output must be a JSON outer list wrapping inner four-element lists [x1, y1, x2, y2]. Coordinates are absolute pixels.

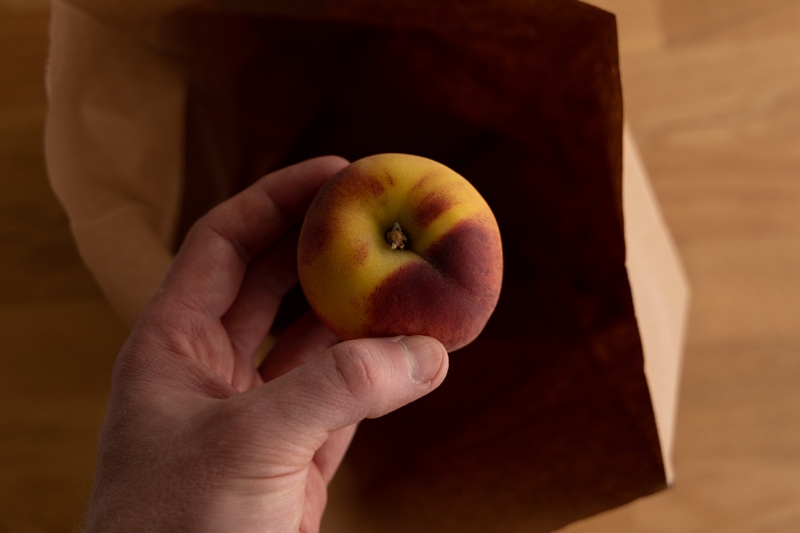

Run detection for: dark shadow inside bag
[[172, 1, 667, 530]]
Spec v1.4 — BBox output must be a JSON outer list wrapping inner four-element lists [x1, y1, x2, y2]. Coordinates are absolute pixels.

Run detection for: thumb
[[262, 335, 448, 447]]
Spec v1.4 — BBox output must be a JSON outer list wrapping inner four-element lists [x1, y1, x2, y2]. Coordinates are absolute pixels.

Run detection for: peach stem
[[386, 222, 408, 250]]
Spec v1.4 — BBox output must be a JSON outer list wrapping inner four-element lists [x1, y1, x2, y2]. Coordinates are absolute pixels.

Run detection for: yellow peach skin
[[297, 154, 503, 352]]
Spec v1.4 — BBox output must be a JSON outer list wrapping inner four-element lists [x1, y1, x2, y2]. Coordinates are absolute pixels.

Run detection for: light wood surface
[[2, 1, 799, 531]]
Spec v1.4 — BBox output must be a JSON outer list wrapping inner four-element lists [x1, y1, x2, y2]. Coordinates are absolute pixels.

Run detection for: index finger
[[158, 156, 349, 318]]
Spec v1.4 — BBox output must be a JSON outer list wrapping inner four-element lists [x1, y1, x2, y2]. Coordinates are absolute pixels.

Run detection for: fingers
[[155, 156, 348, 319], [255, 335, 448, 455], [221, 228, 304, 369], [258, 312, 339, 382]]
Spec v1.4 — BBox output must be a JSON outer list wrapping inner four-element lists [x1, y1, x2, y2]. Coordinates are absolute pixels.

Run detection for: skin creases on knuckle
[[328, 342, 384, 402]]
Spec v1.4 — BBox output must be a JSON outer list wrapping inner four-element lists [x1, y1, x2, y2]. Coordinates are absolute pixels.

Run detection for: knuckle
[[328, 342, 383, 400]]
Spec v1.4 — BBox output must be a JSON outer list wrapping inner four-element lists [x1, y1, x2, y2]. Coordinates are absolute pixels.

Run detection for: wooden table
[[2, 1, 798, 531]]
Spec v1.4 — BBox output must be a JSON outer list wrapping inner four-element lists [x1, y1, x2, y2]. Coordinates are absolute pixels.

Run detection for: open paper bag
[[46, 1, 689, 531]]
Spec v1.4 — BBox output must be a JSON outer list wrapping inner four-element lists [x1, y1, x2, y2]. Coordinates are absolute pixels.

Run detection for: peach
[[297, 153, 503, 352]]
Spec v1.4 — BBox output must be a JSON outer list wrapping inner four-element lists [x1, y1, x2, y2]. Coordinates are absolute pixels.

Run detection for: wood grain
[[2, 1, 799, 531]]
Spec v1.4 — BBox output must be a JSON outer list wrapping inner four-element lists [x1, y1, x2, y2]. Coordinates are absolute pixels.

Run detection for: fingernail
[[396, 335, 444, 384]]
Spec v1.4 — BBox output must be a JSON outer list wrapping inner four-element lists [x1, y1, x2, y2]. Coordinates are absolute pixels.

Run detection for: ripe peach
[[297, 153, 503, 352]]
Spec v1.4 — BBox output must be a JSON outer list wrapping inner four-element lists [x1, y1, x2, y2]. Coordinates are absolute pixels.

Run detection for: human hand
[[83, 156, 449, 533]]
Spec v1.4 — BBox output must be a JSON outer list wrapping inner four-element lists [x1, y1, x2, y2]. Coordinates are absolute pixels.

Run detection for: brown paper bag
[[45, 1, 689, 531]]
